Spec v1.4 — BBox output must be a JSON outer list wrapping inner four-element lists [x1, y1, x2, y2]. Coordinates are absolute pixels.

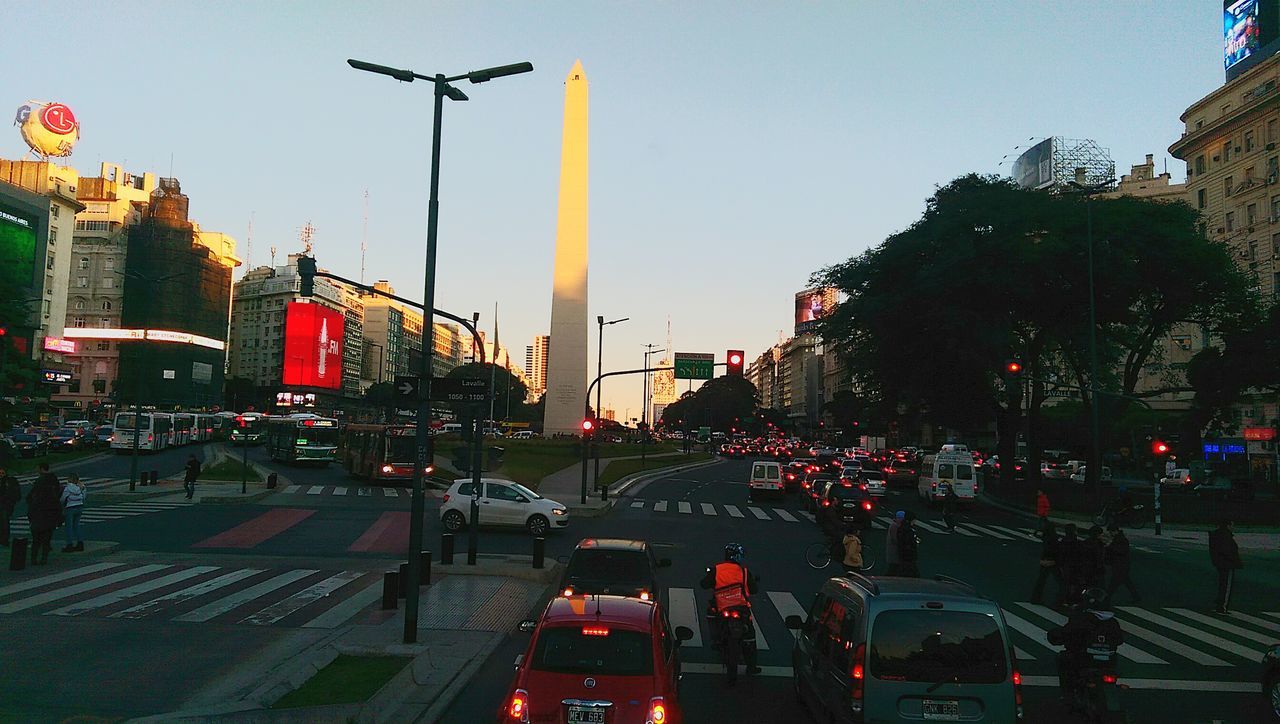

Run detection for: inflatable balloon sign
[[14, 100, 80, 158]]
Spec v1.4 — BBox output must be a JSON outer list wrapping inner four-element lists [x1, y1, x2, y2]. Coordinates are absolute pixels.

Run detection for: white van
[[748, 461, 784, 501], [917, 450, 978, 503]]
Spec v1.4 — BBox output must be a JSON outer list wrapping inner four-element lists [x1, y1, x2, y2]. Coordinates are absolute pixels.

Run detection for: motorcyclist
[[700, 543, 761, 676], [1047, 587, 1124, 704]]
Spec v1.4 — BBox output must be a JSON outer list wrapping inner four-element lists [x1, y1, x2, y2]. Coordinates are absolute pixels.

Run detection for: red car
[[504, 595, 693, 723]]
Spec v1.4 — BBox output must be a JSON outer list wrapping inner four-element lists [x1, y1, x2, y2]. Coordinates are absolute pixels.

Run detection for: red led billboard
[[282, 302, 344, 389]]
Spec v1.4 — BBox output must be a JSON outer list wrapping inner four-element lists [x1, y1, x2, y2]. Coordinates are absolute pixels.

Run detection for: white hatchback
[[439, 478, 569, 536]]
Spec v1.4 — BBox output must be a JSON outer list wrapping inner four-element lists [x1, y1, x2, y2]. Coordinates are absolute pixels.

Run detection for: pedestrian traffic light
[[1151, 439, 1169, 455], [1003, 359, 1024, 377], [726, 349, 744, 376], [297, 255, 317, 297]]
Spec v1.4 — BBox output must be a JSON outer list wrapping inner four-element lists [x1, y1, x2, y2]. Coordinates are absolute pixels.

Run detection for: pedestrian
[[60, 473, 85, 552], [25, 463, 62, 565], [1055, 524, 1082, 607], [1209, 518, 1242, 614], [1030, 521, 1061, 604], [841, 525, 864, 574], [184, 454, 201, 499], [1082, 525, 1107, 588], [1104, 526, 1140, 604], [897, 511, 920, 577], [941, 483, 959, 531], [1036, 489, 1051, 523], [885, 510, 904, 575], [0, 466, 19, 546]]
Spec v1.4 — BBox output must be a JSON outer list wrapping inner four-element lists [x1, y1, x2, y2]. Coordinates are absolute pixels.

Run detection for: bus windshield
[[295, 426, 339, 446], [114, 413, 149, 430], [387, 435, 416, 462]]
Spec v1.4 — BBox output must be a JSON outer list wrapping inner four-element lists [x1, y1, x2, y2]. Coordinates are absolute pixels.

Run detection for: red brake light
[[850, 643, 865, 699], [508, 688, 529, 721], [1102, 673, 1117, 684], [862, 501, 872, 511], [442, 494, 450, 503], [581, 626, 610, 636], [1012, 670, 1022, 685], [822, 499, 831, 507], [649, 697, 667, 724]]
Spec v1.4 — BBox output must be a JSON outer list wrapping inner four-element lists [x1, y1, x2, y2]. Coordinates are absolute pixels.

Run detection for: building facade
[[359, 280, 462, 385], [526, 334, 550, 398]]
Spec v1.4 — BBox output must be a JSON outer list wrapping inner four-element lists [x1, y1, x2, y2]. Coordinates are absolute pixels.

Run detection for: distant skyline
[[2, 2, 1226, 417]]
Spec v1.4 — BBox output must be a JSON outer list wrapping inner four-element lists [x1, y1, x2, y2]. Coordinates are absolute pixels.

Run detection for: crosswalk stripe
[[677, 502, 692, 514], [49, 566, 220, 617], [1263, 612, 1280, 621], [871, 519, 886, 529], [766, 591, 807, 639], [305, 486, 324, 495], [0, 562, 123, 597], [282, 485, 300, 494], [1227, 611, 1280, 635], [302, 580, 382, 628], [725, 505, 744, 518], [958, 523, 1013, 540], [358, 487, 371, 496], [654, 501, 668, 512], [631, 501, 645, 508], [0, 564, 172, 614], [1012, 603, 1167, 664], [347, 486, 359, 496], [752, 613, 769, 650], [1116, 607, 1264, 660], [748, 507, 770, 521], [241, 570, 365, 626], [700, 503, 716, 516], [174, 569, 318, 623], [1164, 608, 1278, 647], [388, 487, 404, 497], [798, 511, 815, 522], [912, 520, 947, 534], [1045, 606, 1231, 666], [667, 588, 702, 648], [1001, 608, 1062, 652], [987, 524, 1040, 542], [111, 569, 265, 619], [775, 509, 797, 522], [1013, 647, 1036, 661]]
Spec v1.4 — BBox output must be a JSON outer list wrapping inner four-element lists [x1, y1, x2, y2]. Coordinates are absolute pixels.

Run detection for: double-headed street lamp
[[348, 56, 532, 645], [592, 316, 628, 489], [1067, 169, 1113, 494]]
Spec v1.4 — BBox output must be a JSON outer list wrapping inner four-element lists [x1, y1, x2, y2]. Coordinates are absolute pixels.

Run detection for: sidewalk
[[538, 453, 722, 516]]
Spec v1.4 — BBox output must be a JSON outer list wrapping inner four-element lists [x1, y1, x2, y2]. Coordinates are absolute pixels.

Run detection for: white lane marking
[[1014, 601, 1232, 666], [1116, 607, 1264, 660], [388, 487, 404, 497], [766, 591, 807, 639], [1012, 603, 1167, 664], [1227, 611, 1280, 634], [174, 569, 318, 623], [700, 503, 716, 515], [683, 663, 790, 677], [775, 509, 798, 522], [654, 501, 668, 512], [1014, 647, 1036, 661], [748, 507, 770, 521], [987, 524, 1040, 542], [871, 519, 886, 529], [304, 486, 322, 495], [725, 505, 744, 518], [1164, 608, 1278, 646], [666, 588, 703, 648], [240, 570, 365, 626], [302, 580, 384, 628], [631, 501, 645, 509], [1019, 675, 1258, 692], [282, 485, 300, 494], [912, 520, 947, 534], [0, 564, 171, 614], [677, 502, 692, 514], [0, 562, 123, 597], [752, 613, 769, 650], [1264, 612, 1280, 621], [798, 511, 815, 522], [958, 523, 1013, 540], [949, 524, 979, 537], [49, 566, 220, 616], [1000, 608, 1062, 653], [111, 569, 264, 619]]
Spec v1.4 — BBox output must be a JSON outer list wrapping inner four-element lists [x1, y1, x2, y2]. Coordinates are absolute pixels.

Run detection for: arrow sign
[[394, 375, 420, 400]]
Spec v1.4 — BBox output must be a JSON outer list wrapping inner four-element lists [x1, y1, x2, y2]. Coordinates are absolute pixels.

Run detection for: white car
[[1069, 466, 1113, 485], [439, 478, 568, 536], [860, 470, 887, 497]]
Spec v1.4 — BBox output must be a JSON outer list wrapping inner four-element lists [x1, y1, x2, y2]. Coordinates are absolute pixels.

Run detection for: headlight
[[551, 508, 567, 516], [381, 464, 394, 474]]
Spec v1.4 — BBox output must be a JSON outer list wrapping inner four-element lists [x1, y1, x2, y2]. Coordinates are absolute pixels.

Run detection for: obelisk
[[543, 60, 590, 436]]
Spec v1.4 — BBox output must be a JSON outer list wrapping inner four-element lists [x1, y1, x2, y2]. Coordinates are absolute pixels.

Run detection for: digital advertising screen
[[0, 203, 37, 294], [282, 301, 344, 390], [1225, 0, 1280, 80], [1012, 138, 1055, 190], [795, 287, 837, 335]]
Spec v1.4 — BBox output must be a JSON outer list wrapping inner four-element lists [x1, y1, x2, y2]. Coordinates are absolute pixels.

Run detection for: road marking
[[987, 524, 1040, 541], [302, 580, 383, 628], [871, 519, 886, 529], [1014, 647, 1036, 661], [1012, 603, 1167, 664], [194, 508, 316, 549], [0, 564, 171, 614], [282, 485, 300, 494], [1264, 612, 1280, 621], [346, 486, 359, 496], [0, 562, 123, 598], [912, 520, 947, 534], [174, 569, 318, 623], [111, 569, 265, 619], [1164, 608, 1279, 647], [631, 501, 645, 509], [748, 507, 770, 520], [654, 501, 668, 512], [1017, 604, 1230, 666], [700, 503, 716, 516], [798, 511, 815, 522], [677, 502, 692, 514], [49, 566, 220, 617], [240, 570, 365, 626], [682, 663, 791, 677], [725, 505, 744, 518], [666, 587, 702, 647], [751, 614, 768, 650], [1000, 607, 1062, 652], [1116, 607, 1264, 660], [948, 524, 978, 537], [958, 523, 1013, 540], [766, 591, 806, 639], [1227, 611, 1280, 634], [775, 509, 797, 522], [305, 486, 323, 495]]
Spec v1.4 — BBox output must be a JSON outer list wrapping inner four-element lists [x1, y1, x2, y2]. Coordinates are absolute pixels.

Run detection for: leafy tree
[[660, 376, 759, 432], [443, 363, 530, 423]]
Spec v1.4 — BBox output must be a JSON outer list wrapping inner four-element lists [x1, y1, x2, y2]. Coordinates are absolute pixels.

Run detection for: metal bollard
[[9, 537, 28, 571], [601, 482, 609, 502], [398, 562, 409, 598], [441, 533, 454, 565], [467, 535, 477, 566], [533, 536, 545, 569], [381, 571, 398, 610], [421, 550, 432, 586], [150, 470, 160, 486]]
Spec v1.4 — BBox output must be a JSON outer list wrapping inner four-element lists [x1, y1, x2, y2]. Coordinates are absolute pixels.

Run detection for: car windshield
[[532, 626, 653, 676], [567, 550, 650, 585], [870, 610, 1008, 684], [510, 483, 542, 500]]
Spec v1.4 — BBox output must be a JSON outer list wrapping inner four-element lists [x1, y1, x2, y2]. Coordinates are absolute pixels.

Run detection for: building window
[[1247, 165, 1257, 181], [105, 257, 115, 270], [1249, 203, 1258, 226], [1270, 118, 1279, 144], [73, 317, 85, 328], [1249, 241, 1259, 261], [77, 276, 88, 288], [99, 317, 110, 328], [102, 278, 114, 289], [46, 253, 55, 271], [74, 299, 85, 310], [78, 257, 89, 270], [101, 301, 112, 311], [50, 204, 59, 218], [1274, 232, 1280, 256], [1270, 156, 1279, 179], [1225, 176, 1234, 197], [1223, 142, 1232, 163], [1273, 194, 1280, 220], [1246, 130, 1256, 152], [97, 342, 110, 351], [1196, 155, 1206, 174], [1226, 211, 1235, 232], [1198, 188, 1207, 209], [48, 227, 57, 246]]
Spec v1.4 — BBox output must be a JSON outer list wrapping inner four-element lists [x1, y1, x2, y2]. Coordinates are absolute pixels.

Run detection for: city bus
[[171, 413, 196, 446], [266, 414, 339, 465], [342, 423, 421, 483], [191, 413, 218, 443], [110, 412, 173, 453], [229, 412, 269, 445]]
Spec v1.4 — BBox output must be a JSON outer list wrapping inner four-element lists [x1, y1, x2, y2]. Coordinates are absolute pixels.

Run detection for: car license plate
[[567, 707, 606, 723], [922, 699, 960, 721]]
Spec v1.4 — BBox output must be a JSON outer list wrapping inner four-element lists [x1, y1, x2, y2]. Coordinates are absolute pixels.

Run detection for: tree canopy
[[659, 375, 759, 432]]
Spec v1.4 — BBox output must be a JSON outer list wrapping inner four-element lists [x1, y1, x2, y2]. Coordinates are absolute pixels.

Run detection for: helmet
[[724, 543, 745, 563], [1081, 587, 1107, 609]]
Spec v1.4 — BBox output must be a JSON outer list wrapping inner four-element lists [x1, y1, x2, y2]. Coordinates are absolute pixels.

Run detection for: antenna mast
[[244, 213, 254, 278], [300, 220, 315, 256], [269, 245, 277, 268], [360, 189, 369, 285]]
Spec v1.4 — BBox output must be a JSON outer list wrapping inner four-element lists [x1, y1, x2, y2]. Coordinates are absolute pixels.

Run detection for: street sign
[[41, 369, 72, 384], [431, 377, 488, 403], [674, 352, 714, 380], [395, 375, 420, 400], [698, 426, 711, 442]]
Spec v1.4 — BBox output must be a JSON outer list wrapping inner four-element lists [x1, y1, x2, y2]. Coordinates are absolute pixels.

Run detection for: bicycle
[[805, 540, 875, 572]]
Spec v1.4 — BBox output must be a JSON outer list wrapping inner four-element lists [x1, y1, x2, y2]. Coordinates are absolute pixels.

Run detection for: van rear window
[[938, 463, 954, 478], [956, 465, 973, 480], [869, 610, 1007, 684]]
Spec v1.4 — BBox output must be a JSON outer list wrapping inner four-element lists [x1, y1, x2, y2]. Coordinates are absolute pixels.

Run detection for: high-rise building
[[360, 280, 462, 384], [526, 334, 550, 398]]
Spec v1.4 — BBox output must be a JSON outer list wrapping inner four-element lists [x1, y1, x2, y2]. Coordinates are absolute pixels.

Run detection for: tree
[[1188, 301, 1280, 435], [443, 363, 530, 423], [660, 376, 759, 432]]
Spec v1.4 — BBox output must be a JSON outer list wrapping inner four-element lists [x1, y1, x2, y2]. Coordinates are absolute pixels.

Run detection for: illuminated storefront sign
[[63, 327, 225, 350], [42, 337, 77, 353]]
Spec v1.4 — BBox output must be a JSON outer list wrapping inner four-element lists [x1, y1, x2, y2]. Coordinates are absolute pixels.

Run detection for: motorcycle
[[706, 600, 757, 685], [1048, 627, 1125, 722]]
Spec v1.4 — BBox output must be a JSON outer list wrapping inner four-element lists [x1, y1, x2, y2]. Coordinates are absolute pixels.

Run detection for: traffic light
[[297, 255, 317, 297], [1003, 359, 1024, 377], [726, 349, 744, 376], [1151, 439, 1169, 456], [581, 418, 594, 434]]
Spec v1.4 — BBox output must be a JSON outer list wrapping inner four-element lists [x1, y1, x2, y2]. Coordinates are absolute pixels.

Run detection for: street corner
[[0, 539, 121, 574]]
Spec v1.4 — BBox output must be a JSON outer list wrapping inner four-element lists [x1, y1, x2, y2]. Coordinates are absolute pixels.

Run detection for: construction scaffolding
[[1010, 137, 1115, 190]]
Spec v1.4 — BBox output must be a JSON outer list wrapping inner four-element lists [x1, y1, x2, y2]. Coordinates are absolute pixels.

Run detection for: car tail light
[[507, 688, 530, 722], [1101, 673, 1117, 684], [639, 590, 650, 601], [822, 499, 830, 507], [562, 587, 574, 596], [859, 484, 868, 491], [147, 434, 153, 443], [850, 643, 865, 700], [648, 696, 667, 723], [381, 464, 394, 474], [862, 501, 872, 511], [442, 494, 450, 503], [581, 626, 610, 636]]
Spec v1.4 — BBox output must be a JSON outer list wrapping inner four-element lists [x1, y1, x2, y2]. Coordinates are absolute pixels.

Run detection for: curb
[[566, 457, 723, 517], [199, 488, 277, 505]]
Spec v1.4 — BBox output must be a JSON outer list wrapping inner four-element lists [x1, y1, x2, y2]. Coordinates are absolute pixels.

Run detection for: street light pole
[[593, 316, 628, 490], [641, 343, 659, 470], [348, 56, 533, 645], [1068, 172, 1111, 495]]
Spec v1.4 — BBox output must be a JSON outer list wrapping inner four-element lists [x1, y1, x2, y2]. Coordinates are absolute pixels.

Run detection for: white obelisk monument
[[543, 60, 590, 436]]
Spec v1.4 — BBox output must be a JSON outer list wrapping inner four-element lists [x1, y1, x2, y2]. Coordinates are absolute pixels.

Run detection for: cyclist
[[700, 543, 761, 676]]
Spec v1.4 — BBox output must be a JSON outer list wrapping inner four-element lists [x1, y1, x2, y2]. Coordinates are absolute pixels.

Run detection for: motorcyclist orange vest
[[713, 562, 750, 610]]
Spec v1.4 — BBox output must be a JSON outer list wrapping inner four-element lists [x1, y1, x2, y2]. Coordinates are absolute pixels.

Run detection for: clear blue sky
[[2, 1, 1223, 418]]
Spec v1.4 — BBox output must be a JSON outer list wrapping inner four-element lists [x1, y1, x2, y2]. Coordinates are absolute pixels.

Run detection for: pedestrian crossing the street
[[0, 562, 384, 629], [8, 500, 193, 537], [279, 484, 410, 499]]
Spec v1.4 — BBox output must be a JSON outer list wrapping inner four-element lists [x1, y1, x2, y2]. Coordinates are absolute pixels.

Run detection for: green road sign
[[697, 426, 711, 443], [674, 352, 714, 380]]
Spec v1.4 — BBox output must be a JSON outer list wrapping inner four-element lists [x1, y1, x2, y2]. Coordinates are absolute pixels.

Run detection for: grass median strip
[[599, 453, 713, 488], [271, 654, 411, 709], [198, 459, 262, 482], [435, 436, 682, 488]]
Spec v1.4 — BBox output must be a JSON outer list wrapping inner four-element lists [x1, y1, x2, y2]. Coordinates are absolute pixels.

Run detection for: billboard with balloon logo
[[13, 100, 80, 158]]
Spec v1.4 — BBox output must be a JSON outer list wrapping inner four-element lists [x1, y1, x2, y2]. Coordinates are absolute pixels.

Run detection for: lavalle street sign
[[395, 376, 488, 403], [674, 352, 714, 380]]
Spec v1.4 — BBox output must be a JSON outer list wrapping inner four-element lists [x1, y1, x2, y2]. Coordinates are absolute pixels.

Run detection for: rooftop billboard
[[1225, 0, 1280, 80], [282, 302, 344, 390], [1012, 138, 1055, 190], [795, 287, 838, 335]]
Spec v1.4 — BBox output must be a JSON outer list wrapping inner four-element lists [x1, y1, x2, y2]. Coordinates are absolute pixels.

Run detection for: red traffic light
[[581, 419, 594, 432], [1004, 360, 1023, 375], [1151, 439, 1169, 455], [726, 349, 745, 376]]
